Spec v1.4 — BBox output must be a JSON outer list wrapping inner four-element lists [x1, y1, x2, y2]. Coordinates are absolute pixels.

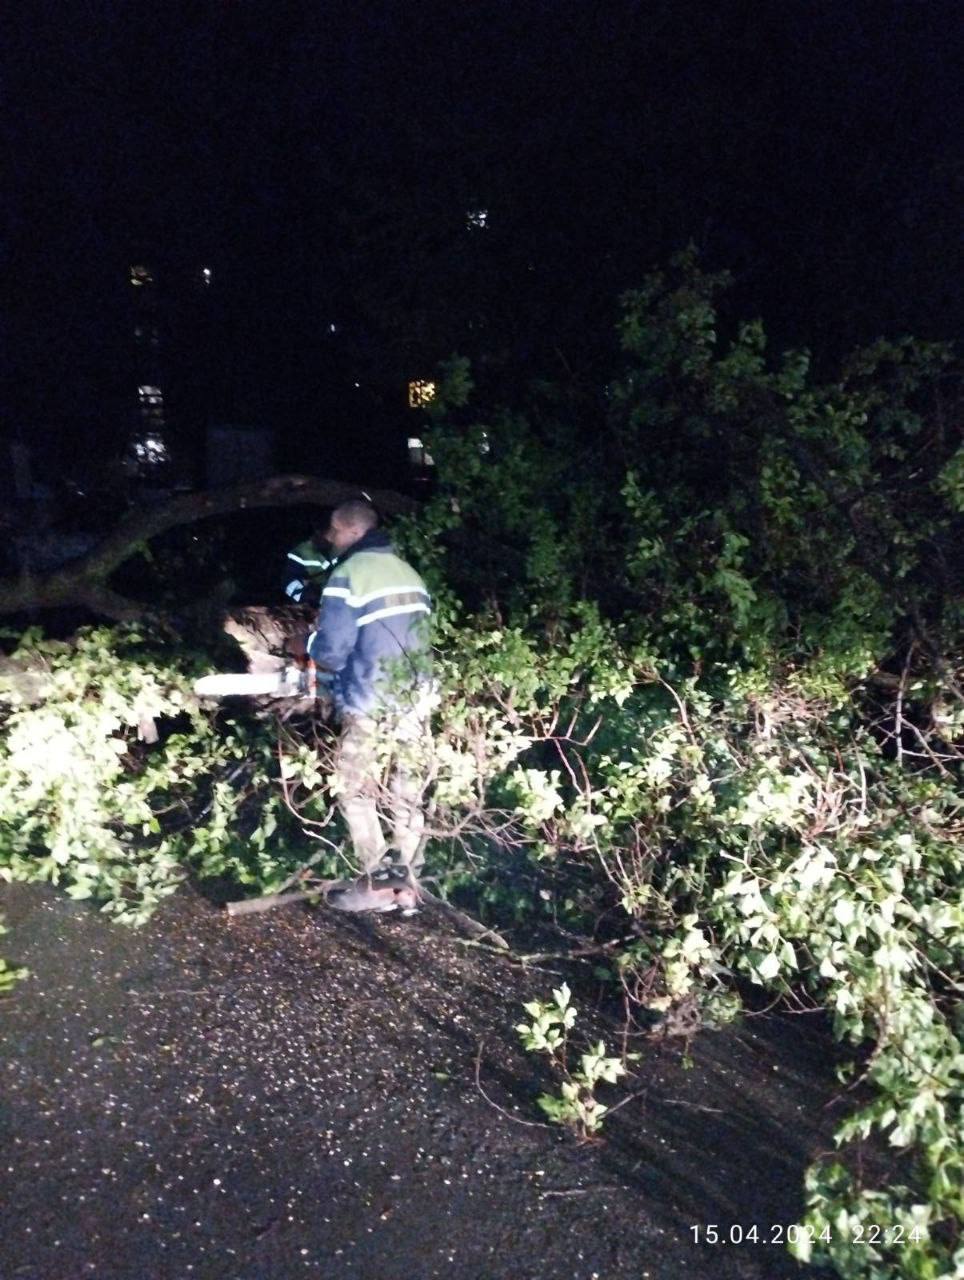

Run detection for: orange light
[[408, 380, 436, 408]]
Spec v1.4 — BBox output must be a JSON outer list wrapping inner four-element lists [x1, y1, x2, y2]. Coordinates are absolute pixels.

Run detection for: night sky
[[5, 0, 963, 490]]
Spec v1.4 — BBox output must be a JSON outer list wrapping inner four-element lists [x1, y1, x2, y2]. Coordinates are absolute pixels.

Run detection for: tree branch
[[0, 475, 418, 621]]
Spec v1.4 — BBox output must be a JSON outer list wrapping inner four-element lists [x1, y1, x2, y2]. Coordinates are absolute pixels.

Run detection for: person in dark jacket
[[308, 500, 433, 872], [283, 526, 334, 607]]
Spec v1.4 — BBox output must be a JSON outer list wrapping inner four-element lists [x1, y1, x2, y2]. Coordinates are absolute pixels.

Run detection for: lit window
[[466, 208, 489, 230], [407, 436, 435, 468], [130, 264, 153, 287], [408, 380, 436, 408], [137, 384, 165, 429], [132, 433, 169, 465]]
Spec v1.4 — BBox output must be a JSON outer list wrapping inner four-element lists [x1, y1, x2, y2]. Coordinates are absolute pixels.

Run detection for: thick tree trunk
[[0, 475, 417, 621]]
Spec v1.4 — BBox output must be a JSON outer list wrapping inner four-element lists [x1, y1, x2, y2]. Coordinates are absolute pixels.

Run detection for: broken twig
[[420, 889, 510, 950], [474, 1040, 552, 1129]]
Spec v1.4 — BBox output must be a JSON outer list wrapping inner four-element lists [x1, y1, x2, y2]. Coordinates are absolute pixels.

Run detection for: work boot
[[326, 863, 419, 914]]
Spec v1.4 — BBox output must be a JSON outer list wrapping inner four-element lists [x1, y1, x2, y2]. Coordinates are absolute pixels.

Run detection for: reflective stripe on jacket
[[307, 530, 431, 716], [285, 538, 333, 603]]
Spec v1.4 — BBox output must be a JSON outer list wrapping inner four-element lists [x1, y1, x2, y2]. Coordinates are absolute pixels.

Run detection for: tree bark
[[0, 475, 418, 621]]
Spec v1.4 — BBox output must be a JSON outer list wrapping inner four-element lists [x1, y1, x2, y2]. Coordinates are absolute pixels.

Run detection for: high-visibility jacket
[[307, 529, 432, 717], [285, 537, 333, 605]]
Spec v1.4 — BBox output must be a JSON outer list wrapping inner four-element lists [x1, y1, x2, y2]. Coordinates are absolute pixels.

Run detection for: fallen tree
[[0, 475, 417, 621]]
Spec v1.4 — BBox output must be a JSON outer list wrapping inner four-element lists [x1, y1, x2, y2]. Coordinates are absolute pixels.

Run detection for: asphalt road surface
[[1, 881, 838, 1280]]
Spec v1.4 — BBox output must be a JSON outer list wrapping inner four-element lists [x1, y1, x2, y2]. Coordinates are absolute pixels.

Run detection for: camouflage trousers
[[332, 708, 431, 873]]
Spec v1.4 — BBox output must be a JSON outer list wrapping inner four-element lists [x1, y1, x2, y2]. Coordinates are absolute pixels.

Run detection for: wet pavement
[[1, 881, 836, 1279]]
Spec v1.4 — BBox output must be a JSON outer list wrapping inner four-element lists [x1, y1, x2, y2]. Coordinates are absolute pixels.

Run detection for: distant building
[[7, 439, 34, 503], [126, 260, 173, 479], [124, 257, 224, 487], [205, 423, 275, 488]]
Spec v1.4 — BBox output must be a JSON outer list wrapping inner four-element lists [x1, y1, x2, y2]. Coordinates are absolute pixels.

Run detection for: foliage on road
[[1, 252, 961, 1277]]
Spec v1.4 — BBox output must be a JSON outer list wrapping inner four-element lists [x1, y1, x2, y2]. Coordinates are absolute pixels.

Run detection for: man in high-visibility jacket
[[284, 527, 334, 607], [307, 499, 433, 873]]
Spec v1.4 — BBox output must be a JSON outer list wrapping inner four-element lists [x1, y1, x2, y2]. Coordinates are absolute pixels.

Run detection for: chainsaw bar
[[194, 668, 306, 698]]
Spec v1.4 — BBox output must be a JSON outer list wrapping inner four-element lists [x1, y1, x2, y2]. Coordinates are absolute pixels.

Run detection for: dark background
[[4, 0, 963, 494]]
